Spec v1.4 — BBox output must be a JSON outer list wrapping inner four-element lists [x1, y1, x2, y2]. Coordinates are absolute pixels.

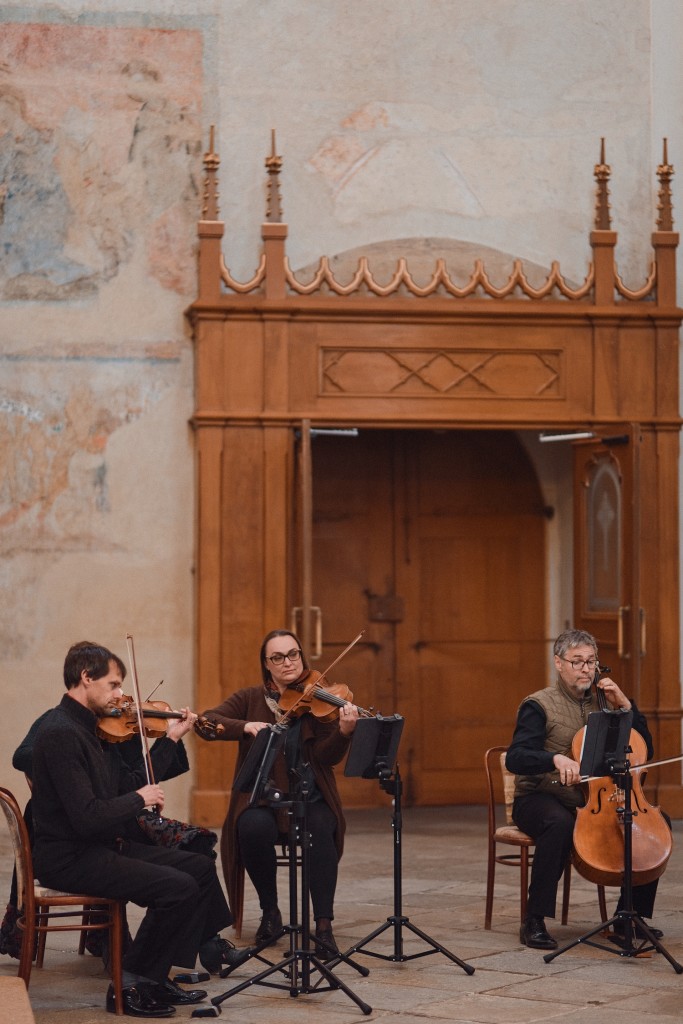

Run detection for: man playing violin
[[30, 641, 240, 1018], [197, 628, 359, 960], [506, 628, 665, 950]]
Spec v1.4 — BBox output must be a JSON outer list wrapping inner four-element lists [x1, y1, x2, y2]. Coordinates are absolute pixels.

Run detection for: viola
[[571, 667, 672, 888], [278, 669, 375, 722]]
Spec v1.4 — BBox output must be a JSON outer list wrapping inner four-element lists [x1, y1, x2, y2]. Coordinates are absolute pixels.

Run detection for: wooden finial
[[593, 137, 612, 230], [656, 136, 675, 231], [265, 128, 283, 223], [202, 125, 220, 220]]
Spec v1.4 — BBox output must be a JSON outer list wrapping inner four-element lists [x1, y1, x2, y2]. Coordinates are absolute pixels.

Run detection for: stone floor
[[2, 804, 683, 1023]]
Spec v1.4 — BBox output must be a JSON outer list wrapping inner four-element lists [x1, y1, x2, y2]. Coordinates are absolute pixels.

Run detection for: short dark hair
[[553, 629, 598, 660], [259, 629, 309, 685], [63, 641, 126, 690]]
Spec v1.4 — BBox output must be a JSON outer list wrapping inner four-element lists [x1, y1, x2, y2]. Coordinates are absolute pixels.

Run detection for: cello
[[571, 666, 672, 888]]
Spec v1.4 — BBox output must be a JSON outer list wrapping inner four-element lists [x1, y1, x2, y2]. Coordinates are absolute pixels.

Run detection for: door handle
[[617, 605, 630, 659], [639, 607, 646, 657], [290, 605, 323, 660]]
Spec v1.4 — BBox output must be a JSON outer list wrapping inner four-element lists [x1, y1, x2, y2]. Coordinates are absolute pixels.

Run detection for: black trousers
[[513, 793, 663, 921], [37, 841, 231, 984], [237, 802, 338, 921]]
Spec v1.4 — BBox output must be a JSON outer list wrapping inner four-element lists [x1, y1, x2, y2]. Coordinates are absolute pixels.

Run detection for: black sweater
[[31, 693, 181, 878]]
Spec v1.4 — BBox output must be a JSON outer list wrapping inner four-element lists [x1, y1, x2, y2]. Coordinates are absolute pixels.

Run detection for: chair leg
[[35, 909, 48, 968], [484, 842, 496, 929], [109, 902, 125, 1016], [78, 908, 91, 955], [17, 917, 35, 990], [520, 847, 529, 923], [560, 860, 571, 925]]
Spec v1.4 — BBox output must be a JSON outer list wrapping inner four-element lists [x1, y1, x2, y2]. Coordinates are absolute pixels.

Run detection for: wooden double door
[[297, 429, 547, 808]]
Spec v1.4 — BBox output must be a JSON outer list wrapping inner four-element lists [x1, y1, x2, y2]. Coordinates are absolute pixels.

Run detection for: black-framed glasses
[[560, 656, 597, 671], [266, 648, 302, 666]]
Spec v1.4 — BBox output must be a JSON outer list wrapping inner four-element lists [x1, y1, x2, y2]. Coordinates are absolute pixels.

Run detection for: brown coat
[[201, 685, 352, 937]]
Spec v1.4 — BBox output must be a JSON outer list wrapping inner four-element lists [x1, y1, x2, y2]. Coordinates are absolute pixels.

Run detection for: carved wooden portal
[[188, 138, 683, 823]]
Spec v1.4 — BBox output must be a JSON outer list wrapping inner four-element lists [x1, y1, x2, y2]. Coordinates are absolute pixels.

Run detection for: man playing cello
[[506, 628, 666, 950]]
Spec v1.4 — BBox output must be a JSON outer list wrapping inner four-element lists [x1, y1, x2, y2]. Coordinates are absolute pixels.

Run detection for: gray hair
[[553, 629, 598, 659]]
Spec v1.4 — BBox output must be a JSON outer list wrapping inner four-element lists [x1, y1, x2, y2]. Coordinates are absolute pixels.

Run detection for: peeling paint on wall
[[0, 23, 202, 300]]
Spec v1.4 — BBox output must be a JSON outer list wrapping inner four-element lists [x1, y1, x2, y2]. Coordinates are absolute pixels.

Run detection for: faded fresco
[[0, 21, 202, 804], [0, 23, 202, 300]]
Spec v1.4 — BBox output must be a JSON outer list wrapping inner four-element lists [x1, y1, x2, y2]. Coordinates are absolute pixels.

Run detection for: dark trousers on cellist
[[35, 840, 232, 984], [513, 793, 662, 921]]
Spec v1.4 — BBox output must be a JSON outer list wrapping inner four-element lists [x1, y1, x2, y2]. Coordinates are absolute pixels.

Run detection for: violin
[[278, 669, 375, 722], [571, 665, 672, 888], [97, 695, 221, 744], [97, 695, 186, 743]]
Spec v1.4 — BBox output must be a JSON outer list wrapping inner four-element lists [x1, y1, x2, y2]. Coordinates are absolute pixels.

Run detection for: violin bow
[[125, 633, 158, 799], [577, 752, 683, 784], [314, 629, 365, 687], [279, 629, 366, 723]]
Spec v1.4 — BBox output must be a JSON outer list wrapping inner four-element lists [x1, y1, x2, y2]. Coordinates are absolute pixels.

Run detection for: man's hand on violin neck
[[553, 754, 581, 786], [137, 784, 165, 809], [166, 707, 198, 742]]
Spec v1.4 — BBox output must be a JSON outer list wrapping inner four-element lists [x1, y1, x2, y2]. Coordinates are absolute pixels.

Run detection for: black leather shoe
[[255, 907, 283, 946], [519, 916, 558, 950], [150, 980, 207, 1005], [314, 927, 340, 962], [105, 982, 176, 1017], [199, 935, 253, 974], [609, 920, 664, 946]]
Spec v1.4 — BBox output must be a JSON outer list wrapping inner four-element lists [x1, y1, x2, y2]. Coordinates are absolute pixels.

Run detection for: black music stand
[[339, 714, 474, 974], [544, 710, 682, 973], [193, 724, 372, 1018]]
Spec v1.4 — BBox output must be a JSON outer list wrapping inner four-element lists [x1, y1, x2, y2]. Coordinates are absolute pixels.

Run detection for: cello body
[[571, 727, 672, 887]]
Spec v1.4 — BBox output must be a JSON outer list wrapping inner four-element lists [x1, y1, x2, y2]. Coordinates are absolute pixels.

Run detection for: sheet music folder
[[578, 708, 633, 777], [344, 714, 404, 779]]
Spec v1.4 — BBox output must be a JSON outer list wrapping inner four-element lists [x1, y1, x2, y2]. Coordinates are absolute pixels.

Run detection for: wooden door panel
[[311, 433, 395, 808], [309, 429, 546, 807], [573, 429, 640, 693]]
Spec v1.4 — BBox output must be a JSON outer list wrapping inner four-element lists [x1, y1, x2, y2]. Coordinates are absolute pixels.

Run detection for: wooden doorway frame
[[187, 138, 683, 824]]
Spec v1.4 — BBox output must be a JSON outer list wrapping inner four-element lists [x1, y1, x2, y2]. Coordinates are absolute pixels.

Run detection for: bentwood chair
[[484, 747, 607, 929], [0, 786, 125, 1014]]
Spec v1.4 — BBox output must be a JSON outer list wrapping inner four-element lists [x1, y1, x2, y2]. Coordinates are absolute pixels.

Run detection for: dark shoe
[[519, 916, 558, 950], [199, 935, 253, 974], [84, 930, 105, 958], [255, 907, 283, 946], [149, 980, 206, 1005], [0, 904, 24, 959], [314, 927, 340, 962], [609, 920, 664, 946], [105, 982, 176, 1017]]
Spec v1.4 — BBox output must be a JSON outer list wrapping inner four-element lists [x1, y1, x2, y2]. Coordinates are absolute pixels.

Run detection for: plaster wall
[[0, 0, 680, 819]]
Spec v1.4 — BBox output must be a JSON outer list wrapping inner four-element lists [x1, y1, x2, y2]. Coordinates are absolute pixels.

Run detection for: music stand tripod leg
[[195, 781, 373, 1017], [342, 760, 474, 975]]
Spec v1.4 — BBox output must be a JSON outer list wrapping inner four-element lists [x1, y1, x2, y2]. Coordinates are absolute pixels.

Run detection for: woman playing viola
[[197, 629, 359, 959]]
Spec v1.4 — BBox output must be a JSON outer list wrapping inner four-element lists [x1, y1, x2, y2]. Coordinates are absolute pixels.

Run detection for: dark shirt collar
[[59, 691, 98, 731]]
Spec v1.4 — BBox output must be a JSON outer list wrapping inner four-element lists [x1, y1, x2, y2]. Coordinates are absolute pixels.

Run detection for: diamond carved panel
[[321, 348, 562, 398]]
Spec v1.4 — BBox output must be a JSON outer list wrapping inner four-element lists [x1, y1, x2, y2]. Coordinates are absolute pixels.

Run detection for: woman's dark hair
[[259, 629, 308, 685], [63, 641, 127, 690]]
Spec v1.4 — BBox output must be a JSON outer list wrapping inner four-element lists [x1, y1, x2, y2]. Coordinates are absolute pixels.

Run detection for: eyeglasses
[[560, 656, 597, 671], [266, 648, 302, 666]]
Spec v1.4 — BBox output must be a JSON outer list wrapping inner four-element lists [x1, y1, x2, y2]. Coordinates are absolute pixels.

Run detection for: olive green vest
[[513, 679, 599, 809]]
